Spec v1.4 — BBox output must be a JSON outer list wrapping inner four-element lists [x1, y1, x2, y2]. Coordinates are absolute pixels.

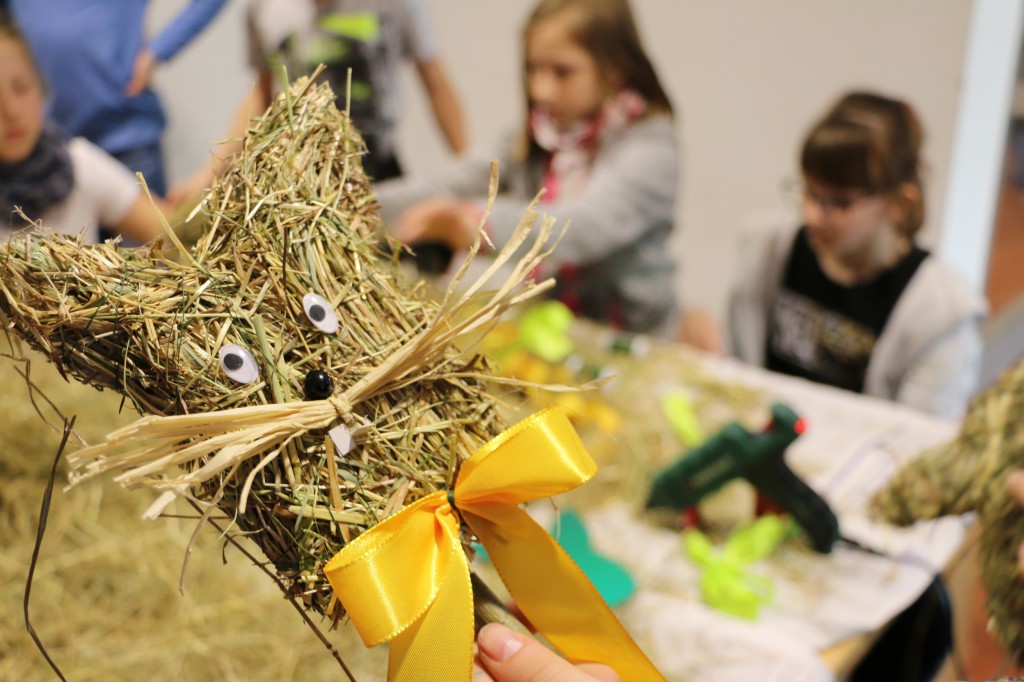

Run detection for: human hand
[[391, 197, 480, 250], [677, 307, 724, 355], [1006, 470, 1024, 577], [168, 167, 214, 209], [125, 49, 157, 96], [473, 623, 620, 682]]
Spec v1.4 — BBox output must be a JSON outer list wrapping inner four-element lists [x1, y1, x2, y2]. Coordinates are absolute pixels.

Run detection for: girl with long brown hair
[[377, 0, 683, 336]]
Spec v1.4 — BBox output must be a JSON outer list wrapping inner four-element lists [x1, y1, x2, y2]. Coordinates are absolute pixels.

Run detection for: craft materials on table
[[479, 318, 968, 681], [647, 402, 839, 555], [395, 241, 989, 678]]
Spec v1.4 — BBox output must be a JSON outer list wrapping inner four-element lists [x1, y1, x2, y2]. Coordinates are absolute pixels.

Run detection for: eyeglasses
[[781, 179, 870, 215]]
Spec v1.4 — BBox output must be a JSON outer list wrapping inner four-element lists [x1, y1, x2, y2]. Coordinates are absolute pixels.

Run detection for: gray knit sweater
[[374, 115, 680, 334]]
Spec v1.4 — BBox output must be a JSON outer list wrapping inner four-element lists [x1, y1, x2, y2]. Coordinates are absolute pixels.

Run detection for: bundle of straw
[[870, 360, 1024, 661], [0, 75, 554, 626]]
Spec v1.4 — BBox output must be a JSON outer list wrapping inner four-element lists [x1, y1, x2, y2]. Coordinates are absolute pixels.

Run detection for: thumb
[[476, 623, 621, 682]]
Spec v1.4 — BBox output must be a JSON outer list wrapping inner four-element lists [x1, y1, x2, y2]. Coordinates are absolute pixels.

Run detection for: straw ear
[[187, 68, 375, 273], [0, 232, 188, 411]]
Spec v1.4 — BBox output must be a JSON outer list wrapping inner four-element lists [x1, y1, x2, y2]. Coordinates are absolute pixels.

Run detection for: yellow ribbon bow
[[324, 406, 664, 681]]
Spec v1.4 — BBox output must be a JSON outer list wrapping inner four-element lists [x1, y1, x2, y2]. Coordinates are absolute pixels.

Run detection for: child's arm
[[895, 318, 983, 419], [485, 118, 678, 268], [71, 139, 170, 247], [677, 308, 724, 354], [401, 0, 466, 155], [415, 57, 467, 155], [168, 72, 272, 205], [127, 0, 230, 96], [373, 136, 507, 228], [111, 194, 171, 246]]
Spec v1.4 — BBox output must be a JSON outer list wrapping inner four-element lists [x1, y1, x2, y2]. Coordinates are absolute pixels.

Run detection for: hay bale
[[0, 351, 386, 680]]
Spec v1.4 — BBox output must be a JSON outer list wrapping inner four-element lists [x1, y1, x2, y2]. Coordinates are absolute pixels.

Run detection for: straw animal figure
[[0, 76, 555, 628], [871, 359, 1024, 662]]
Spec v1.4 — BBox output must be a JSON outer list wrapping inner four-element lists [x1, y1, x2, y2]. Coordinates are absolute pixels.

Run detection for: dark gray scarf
[[0, 121, 74, 226]]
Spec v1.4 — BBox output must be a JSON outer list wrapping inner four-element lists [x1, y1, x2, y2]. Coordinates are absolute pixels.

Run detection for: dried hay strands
[[0, 75, 554, 622], [870, 360, 1024, 662]]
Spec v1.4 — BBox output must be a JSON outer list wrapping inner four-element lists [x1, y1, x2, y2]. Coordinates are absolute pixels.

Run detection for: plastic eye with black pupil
[[303, 292, 339, 334], [304, 369, 334, 401], [219, 344, 260, 384]]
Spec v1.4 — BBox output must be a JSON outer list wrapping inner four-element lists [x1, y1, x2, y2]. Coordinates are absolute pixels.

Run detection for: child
[[727, 92, 985, 418], [10, 0, 228, 197], [171, 0, 466, 201], [376, 0, 681, 336], [0, 15, 165, 245]]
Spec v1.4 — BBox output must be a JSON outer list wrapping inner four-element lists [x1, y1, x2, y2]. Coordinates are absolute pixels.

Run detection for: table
[[501, 337, 969, 682]]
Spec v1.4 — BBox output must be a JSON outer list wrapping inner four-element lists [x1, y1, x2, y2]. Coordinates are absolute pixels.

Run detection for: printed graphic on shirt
[[269, 12, 388, 150], [768, 288, 877, 391]]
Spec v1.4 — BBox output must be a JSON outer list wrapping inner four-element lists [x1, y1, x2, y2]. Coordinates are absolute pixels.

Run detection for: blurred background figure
[[248, 0, 467, 179], [378, 0, 689, 338], [723, 92, 986, 419], [172, 0, 466, 202], [9, 0, 228, 201], [0, 14, 165, 244]]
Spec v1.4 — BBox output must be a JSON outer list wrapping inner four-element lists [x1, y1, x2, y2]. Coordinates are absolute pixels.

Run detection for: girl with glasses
[[728, 91, 985, 418]]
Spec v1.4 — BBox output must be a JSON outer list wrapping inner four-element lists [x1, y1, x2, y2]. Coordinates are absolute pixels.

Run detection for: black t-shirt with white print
[[765, 227, 928, 393]]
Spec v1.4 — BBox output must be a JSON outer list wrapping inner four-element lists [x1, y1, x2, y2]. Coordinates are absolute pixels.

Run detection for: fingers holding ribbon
[[324, 407, 665, 682]]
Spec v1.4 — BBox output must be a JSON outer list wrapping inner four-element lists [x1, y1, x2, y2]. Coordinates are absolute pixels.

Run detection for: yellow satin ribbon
[[324, 406, 664, 681]]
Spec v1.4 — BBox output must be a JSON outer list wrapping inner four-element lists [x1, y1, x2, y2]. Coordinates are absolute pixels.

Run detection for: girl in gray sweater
[[376, 0, 680, 335]]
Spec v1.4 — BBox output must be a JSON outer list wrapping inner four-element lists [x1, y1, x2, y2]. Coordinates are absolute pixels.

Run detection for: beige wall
[[154, 0, 976, 323]]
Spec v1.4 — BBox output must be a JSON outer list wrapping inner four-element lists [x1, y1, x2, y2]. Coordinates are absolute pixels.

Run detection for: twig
[[194, 500, 359, 682], [24, 415, 77, 682]]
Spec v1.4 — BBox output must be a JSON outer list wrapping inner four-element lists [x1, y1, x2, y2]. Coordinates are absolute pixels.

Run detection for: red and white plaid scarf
[[530, 89, 647, 203], [530, 89, 647, 327]]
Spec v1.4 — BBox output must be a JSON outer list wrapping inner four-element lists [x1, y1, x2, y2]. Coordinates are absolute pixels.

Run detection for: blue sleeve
[[149, 0, 230, 62]]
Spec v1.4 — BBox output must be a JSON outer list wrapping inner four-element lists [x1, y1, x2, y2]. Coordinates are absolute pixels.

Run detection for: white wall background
[[151, 0, 995, 326]]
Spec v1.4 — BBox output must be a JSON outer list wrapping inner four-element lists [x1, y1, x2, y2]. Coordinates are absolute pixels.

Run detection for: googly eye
[[219, 344, 260, 384], [303, 292, 339, 334]]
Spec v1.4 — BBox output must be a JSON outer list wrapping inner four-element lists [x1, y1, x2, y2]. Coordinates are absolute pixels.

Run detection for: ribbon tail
[[469, 505, 665, 682], [386, 517, 475, 682]]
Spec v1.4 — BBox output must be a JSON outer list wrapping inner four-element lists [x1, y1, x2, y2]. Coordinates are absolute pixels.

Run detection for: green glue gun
[[647, 403, 840, 554]]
